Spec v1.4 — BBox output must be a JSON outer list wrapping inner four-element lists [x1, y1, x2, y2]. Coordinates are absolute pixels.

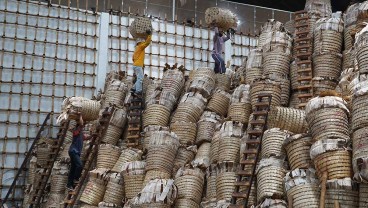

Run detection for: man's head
[[219, 32, 223, 37]]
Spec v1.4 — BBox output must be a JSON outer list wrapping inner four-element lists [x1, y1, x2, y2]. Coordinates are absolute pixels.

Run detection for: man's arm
[[222, 30, 231, 42], [140, 31, 152, 48]]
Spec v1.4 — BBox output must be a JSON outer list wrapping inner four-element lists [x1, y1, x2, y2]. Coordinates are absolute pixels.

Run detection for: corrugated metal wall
[[0, 0, 279, 203]]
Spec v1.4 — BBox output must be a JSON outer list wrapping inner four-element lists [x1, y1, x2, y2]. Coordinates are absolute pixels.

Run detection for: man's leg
[[67, 152, 76, 188], [211, 54, 220, 74], [133, 66, 144, 93], [69, 151, 83, 183], [218, 55, 226, 74]]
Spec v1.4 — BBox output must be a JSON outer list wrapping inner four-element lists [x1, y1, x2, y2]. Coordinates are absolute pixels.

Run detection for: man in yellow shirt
[[131, 30, 152, 95]]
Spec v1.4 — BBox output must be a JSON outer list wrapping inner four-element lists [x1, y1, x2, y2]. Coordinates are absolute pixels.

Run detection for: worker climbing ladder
[[126, 94, 144, 148], [230, 94, 272, 208], [63, 107, 113, 207], [294, 10, 314, 109], [28, 119, 70, 207]]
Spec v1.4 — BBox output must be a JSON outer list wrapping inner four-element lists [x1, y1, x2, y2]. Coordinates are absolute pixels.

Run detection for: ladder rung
[[243, 149, 258, 155], [257, 93, 272, 98], [295, 36, 312, 42], [252, 110, 268, 116], [298, 76, 313, 81], [129, 119, 141, 124], [247, 130, 263, 136], [244, 138, 261, 144], [129, 106, 143, 110], [235, 181, 251, 187], [297, 60, 312, 65], [295, 44, 312, 50], [295, 23, 309, 28], [229, 205, 245, 208], [296, 52, 312, 57], [254, 102, 269, 107], [297, 68, 312, 73], [128, 127, 141, 131], [127, 135, 140, 139], [232, 192, 248, 199], [298, 103, 308, 108], [250, 119, 265, 125], [240, 159, 257, 165], [237, 170, 253, 176], [297, 85, 312, 90], [298, 93, 313, 98]]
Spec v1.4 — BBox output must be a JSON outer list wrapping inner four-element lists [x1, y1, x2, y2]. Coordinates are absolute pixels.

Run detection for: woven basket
[[287, 184, 320, 208], [262, 31, 292, 54], [170, 122, 197, 145], [207, 89, 230, 117], [246, 67, 263, 85], [175, 167, 204, 204], [59, 97, 101, 122], [261, 128, 290, 158], [36, 144, 50, 167], [257, 159, 287, 203], [130, 17, 152, 39], [121, 161, 146, 199], [215, 74, 231, 92], [359, 183, 368, 208], [250, 79, 282, 108], [246, 49, 263, 84], [173, 145, 197, 175], [216, 162, 238, 201], [228, 102, 252, 124], [97, 144, 121, 169], [50, 174, 68, 194], [258, 20, 284, 48], [325, 188, 359, 208], [352, 127, 368, 180], [284, 134, 313, 169], [143, 169, 171, 186], [205, 165, 217, 199], [196, 112, 221, 144], [356, 44, 368, 75], [80, 177, 108, 206], [112, 148, 142, 173], [263, 52, 291, 78], [143, 126, 170, 151], [312, 77, 338, 96], [352, 92, 368, 132], [344, 25, 355, 50], [288, 91, 302, 109], [146, 131, 180, 173], [171, 92, 207, 123], [290, 61, 298, 91], [102, 80, 128, 109], [267, 74, 290, 106], [192, 142, 211, 169], [210, 132, 221, 164], [145, 81, 161, 107], [314, 150, 352, 180], [102, 173, 124, 206], [188, 67, 216, 98], [313, 52, 342, 80], [218, 136, 241, 163], [205, 7, 238, 30], [102, 108, 127, 145], [146, 89, 177, 112], [143, 104, 171, 127], [161, 69, 185, 98], [314, 22, 344, 54], [343, 49, 354, 70], [268, 107, 308, 134]]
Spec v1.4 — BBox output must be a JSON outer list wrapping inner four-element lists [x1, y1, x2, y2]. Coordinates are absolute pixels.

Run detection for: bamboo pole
[[319, 172, 328, 208], [74, 0, 80, 97], [92, 0, 98, 95], [334, 201, 340, 208]]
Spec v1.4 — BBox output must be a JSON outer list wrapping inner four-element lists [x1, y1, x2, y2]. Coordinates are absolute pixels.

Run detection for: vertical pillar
[[96, 12, 109, 92]]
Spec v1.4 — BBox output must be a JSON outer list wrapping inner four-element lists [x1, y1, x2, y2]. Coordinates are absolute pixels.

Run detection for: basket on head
[[129, 17, 152, 39], [205, 7, 238, 31], [58, 97, 101, 124], [284, 134, 313, 169]]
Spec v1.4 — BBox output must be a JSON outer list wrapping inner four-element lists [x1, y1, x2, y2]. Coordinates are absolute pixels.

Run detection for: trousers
[[67, 151, 83, 187], [212, 53, 226, 74], [133, 66, 143, 93]]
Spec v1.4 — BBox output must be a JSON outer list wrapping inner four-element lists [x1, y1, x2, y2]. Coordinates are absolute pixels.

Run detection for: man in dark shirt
[[67, 114, 86, 190]]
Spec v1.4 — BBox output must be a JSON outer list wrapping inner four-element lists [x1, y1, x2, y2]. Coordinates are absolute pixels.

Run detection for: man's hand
[[146, 29, 152, 35], [78, 113, 84, 126]]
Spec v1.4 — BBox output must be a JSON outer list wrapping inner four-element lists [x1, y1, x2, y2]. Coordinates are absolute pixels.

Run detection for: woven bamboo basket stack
[[100, 173, 124, 206], [324, 178, 359, 208], [96, 144, 121, 169], [129, 17, 152, 39], [101, 108, 127, 145], [284, 134, 313, 169], [216, 121, 244, 164], [344, 3, 360, 50], [121, 161, 146, 200], [355, 24, 368, 75], [268, 106, 308, 134], [144, 130, 179, 184], [205, 7, 238, 31], [142, 126, 170, 152], [284, 168, 320, 208], [261, 128, 290, 158], [305, 0, 332, 18], [171, 92, 207, 123], [143, 89, 175, 127], [216, 162, 238, 201], [80, 169, 109, 206], [102, 80, 128, 109], [258, 20, 285, 48], [170, 121, 197, 145], [112, 148, 143, 173], [215, 73, 231, 92], [250, 79, 282, 108], [207, 89, 231, 117], [188, 67, 216, 99], [130, 179, 177, 208], [174, 167, 204, 208], [256, 158, 288, 204], [196, 111, 222, 145], [262, 30, 293, 56], [57, 97, 101, 123], [228, 84, 251, 124], [246, 49, 263, 84], [44, 162, 69, 207], [161, 68, 185, 100], [172, 145, 197, 175]]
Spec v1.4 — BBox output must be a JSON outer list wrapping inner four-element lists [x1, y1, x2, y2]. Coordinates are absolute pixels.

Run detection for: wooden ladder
[[29, 119, 70, 207], [230, 94, 272, 208], [0, 113, 51, 207], [63, 107, 113, 207], [295, 10, 314, 109], [126, 94, 144, 148]]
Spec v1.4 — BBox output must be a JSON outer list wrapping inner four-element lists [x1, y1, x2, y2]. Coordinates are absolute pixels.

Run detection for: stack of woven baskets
[[246, 49, 263, 84], [195, 111, 222, 145], [250, 79, 282, 108], [325, 178, 359, 207], [207, 89, 231, 117], [96, 144, 121, 169], [99, 173, 125, 207], [268, 106, 308, 134], [161, 68, 185, 101], [174, 167, 205, 207], [101, 108, 127, 145], [143, 89, 175, 127], [261, 128, 290, 158], [80, 169, 109, 206], [44, 162, 69, 207], [102, 80, 128, 109], [188, 67, 216, 99], [228, 84, 251, 124], [121, 161, 146, 200], [171, 92, 208, 123], [258, 20, 285, 48], [312, 14, 344, 95], [216, 162, 238, 201], [112, 148, 143, 173]]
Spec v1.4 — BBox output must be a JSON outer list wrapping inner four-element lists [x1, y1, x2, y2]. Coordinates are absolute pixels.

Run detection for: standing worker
[[66, 113, 87, 191], [131, 29, 152, 95], [212, 26, 231, 74]]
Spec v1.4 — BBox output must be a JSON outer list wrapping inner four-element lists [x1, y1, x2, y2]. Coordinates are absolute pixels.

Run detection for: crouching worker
[[131, 29, 152, 95], [67, 113, 88, 191]]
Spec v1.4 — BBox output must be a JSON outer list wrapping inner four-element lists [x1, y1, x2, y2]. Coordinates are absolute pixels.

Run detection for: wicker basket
[[312, 77, 338, 96], [102, 173, 124, 206], [220, 121, 244, 138], [205, 165, 217, 199], [313, 52, 342, 80], [305, 96, 350, 142], [267, 74, 290, 106], [215, 74, 231, 92], [288, 91, 302, 109], [196, 112, 222, 144], [97, 144, 121, 169], [210, 131, 221, 164], [228, 102, 252, 124], [263, 52, 291, 78], [314, 150, 352, 180], [246, 49, 263, 82], [130, 179, 177, 207], [343, 49, 355, 69], [262, 31, 292, 54], [284, 168, 320, 208], [146, 131, 180, 174], [80, 170, 109, 206], [284, 134, 313, 169], [129, 17, 152, 39], [325, 178, 359, 208], [305, 0, 332, 17], [352, 127, 368, 181], [268, 107, 308, 134], [112, 148, 143, 173], [50, 162, 69, 194], [205, 7, 238, 30], [121, 161, 146, 199], [143, 104, 171, 127], [313, 17, 344, 54], [258, 20, 284, 48], [344, 25, 355, 50], [175, 199, 200, 208], [352, 92, 368, 132], [290, 61, 298, 91], [188, 67, 216, 98], [175, 167, 204, 204], [261, 128, 290, 158], [192, 142, 211, 169], [145, 89, 177, 112], [359, 183, 368, 208], [250, 79, 282, 108], [170, 122, 197, 145], [102, 108, 127, 145], [144, 169, 171, 186], [145, 81, 161, 106], [102, 80, 128, 109], [36, 144, 50, 167], [173, 145, 197, 175], [218, 136, 241, 163], [257, 158, 287, 203], [171, 92, 207, 123], [161, 69, 185, 98], [216, 162, 238, 201], [58, 97, 101, 123], [143, 125, 170, 151], [207, 89, 231, 117]]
